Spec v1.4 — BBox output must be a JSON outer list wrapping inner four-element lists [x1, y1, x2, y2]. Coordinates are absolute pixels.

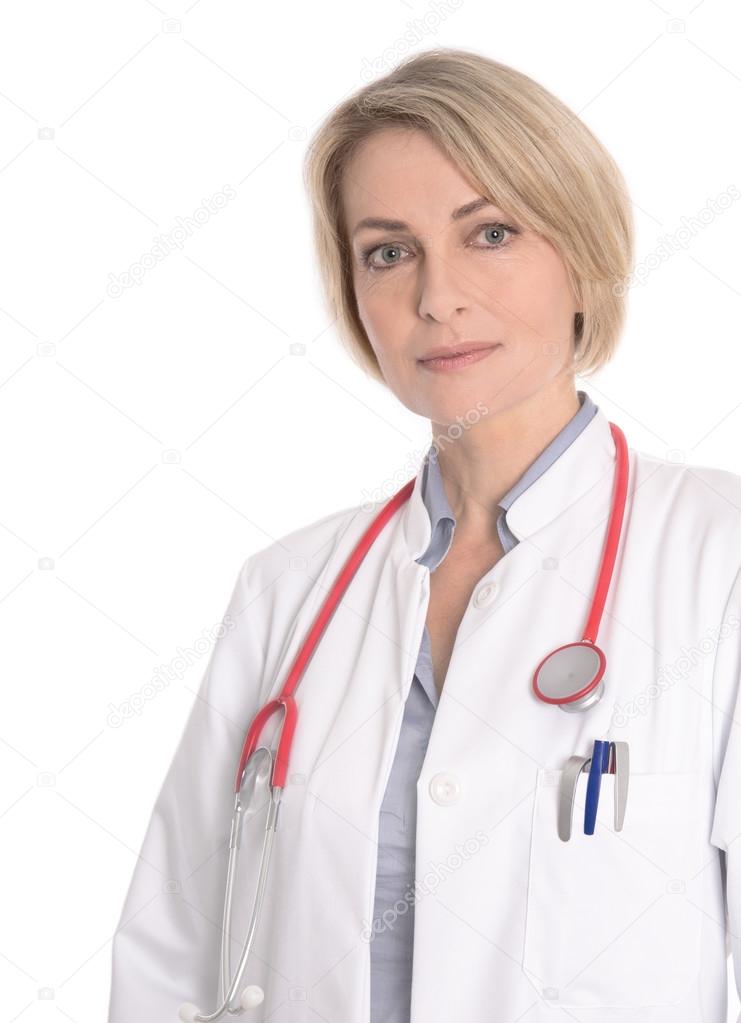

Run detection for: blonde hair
[[303, 48, 634, 385]]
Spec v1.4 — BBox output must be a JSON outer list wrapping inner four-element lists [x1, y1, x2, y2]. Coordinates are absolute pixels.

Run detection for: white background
[[2, 0, 740, 1019]]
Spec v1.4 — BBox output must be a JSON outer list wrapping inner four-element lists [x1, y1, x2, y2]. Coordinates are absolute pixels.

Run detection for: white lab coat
[[108, 406, 741, 1021]]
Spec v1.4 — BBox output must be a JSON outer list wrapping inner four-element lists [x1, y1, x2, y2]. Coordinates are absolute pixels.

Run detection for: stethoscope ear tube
[[221, 747, 276, 1011], [219, 788, 280, 1013]]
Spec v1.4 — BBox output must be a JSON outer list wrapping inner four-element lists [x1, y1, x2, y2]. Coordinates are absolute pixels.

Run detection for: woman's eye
[[360, 244, 408, 271], [474, 223, 516, 248], [359, 222, 518, 273]]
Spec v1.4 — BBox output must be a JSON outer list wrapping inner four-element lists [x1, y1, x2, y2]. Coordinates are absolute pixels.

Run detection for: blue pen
[[584, 739, 610, 834]]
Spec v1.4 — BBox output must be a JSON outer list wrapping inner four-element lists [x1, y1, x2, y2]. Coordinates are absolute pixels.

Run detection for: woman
[[108, 49, 741, 1021]]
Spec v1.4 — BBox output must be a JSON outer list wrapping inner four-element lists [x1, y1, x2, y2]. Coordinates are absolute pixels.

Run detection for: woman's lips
[[418, 343, 502, 372]]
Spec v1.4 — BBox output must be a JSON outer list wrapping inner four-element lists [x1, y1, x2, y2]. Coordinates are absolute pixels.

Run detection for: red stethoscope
[[179, 421, 629, 1020], [532, 421, 629, 711]]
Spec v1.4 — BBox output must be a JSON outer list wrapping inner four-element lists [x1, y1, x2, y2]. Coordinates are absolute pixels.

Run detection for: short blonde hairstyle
[[303, 48, 634, 385]]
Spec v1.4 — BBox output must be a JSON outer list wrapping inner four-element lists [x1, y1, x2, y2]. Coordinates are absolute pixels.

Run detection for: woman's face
[[341, 128, 581, 426]]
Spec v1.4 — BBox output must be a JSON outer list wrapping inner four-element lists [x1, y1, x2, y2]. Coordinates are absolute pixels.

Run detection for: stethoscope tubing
[[582, 423, 629, 645], [233, 477, 416, 794]]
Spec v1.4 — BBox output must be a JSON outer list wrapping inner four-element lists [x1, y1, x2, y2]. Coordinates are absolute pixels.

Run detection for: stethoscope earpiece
[[241, 985, 265, 1009], [178, 982, 265, 1022]]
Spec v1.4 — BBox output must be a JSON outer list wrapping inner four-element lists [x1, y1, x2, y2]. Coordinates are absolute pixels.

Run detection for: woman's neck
[[430, 378, 581, 536]]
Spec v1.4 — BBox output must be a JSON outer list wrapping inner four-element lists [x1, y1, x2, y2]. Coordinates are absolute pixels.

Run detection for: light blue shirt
[[369, 390, 599, 1022]]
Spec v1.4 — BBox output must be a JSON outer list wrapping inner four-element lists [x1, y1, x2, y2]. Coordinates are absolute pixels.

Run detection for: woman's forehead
[[341, 132, 494, 235]]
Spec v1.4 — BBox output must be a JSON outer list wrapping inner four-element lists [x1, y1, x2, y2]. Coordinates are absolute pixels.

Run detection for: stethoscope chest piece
[[532, 640, 606, 712]]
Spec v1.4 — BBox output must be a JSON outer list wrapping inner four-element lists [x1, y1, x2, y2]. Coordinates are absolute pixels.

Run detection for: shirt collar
[[410, 390, 603, 565]]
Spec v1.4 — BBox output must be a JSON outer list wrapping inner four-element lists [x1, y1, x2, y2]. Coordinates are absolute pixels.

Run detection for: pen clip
[[557, 739, 630, 841], [557, 755, 591, 842], [610, 740, 630, 831]]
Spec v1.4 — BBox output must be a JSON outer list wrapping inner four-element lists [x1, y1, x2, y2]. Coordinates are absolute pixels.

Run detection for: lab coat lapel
[[400, 405, 620, 564], [505, 404, 618, 544]]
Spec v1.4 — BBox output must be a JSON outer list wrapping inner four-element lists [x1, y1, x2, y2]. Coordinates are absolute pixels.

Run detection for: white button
[[429, 772, 461, 805], [473, 581, 499, 608]]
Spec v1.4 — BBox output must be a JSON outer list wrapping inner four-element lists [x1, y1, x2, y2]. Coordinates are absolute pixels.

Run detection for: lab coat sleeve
[[107, 554, 268, 1022], [709, 563, 741, 1017]]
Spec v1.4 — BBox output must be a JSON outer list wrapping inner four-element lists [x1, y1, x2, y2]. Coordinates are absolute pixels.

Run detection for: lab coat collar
[[401, 404, 618, 561]]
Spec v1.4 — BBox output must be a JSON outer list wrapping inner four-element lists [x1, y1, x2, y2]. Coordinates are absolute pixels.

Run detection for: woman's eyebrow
[[351, 196, 497, 237]]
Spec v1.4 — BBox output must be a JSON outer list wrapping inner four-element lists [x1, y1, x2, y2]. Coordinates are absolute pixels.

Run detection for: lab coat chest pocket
[[521, 769, 703, 1008]]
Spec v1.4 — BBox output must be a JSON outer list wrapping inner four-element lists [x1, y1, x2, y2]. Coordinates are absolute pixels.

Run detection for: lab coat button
[[473, 581, 499, 608], [429, 772, 461, 805]]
